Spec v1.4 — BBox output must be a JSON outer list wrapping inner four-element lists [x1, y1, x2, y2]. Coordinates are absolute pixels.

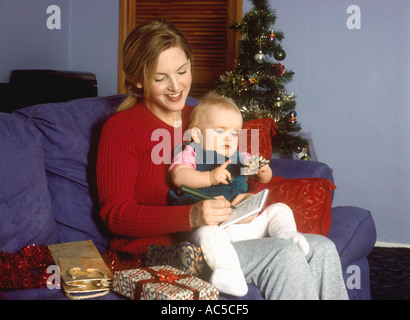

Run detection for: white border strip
[[375, 241, 410, 249]]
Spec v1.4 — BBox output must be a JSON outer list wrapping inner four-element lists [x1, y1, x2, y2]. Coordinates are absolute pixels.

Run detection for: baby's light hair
[[189, 91, 242, 129]]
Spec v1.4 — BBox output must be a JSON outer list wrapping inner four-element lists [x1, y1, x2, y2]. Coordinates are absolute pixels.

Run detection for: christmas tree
[[216, 0, 308, 157]]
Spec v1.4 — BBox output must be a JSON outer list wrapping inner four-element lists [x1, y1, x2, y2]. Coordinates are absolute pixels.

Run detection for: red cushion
[[241, 118, 278, 159], [249, 177, 336, 236], [242, 118, 333, 235]]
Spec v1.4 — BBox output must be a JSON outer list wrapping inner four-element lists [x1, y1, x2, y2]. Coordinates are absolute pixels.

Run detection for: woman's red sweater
[[96, 102, 193, 255]]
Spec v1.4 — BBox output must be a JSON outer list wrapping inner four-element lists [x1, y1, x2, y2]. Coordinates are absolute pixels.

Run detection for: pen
[[181, 185, 236, 209]]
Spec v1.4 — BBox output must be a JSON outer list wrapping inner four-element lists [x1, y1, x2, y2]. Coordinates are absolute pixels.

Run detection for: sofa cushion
[[0, 113, 58, 253], [249, 175, 335, 235], [241, 118, 278, 160], [270, 159, 336, 203], [267, 177, 335, 235], [14, 96, 125, 251]]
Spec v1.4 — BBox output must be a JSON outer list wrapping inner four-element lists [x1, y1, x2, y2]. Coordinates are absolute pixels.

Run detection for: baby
[[168, 91, 309, 296]]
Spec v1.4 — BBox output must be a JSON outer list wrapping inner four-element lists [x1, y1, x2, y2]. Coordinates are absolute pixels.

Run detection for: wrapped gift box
[[146, 241, 205, 277], [113, 265, 219, 300]]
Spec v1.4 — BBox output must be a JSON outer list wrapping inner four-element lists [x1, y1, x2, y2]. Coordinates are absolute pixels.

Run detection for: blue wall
[[68, 0, 119, 96], [1, 0, 409, 244], [0, 0, 70, 77], [0, 0, 119, 96], [244, 0, 410, 244]]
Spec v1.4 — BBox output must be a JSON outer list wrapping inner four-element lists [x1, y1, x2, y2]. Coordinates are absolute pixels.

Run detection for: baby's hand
[[253, 164, 272, 184], [256, 164, 269, 177], [209, 160, 232, 186]]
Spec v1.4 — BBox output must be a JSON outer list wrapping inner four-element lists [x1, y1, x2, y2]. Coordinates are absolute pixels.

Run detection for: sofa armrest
[[327, 206, 376, 267], [270, 159, 334, 183]]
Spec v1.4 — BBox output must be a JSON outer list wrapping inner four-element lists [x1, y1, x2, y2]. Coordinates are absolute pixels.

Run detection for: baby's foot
[[286, 233, 310, 256], [209, 269, 248, 296]]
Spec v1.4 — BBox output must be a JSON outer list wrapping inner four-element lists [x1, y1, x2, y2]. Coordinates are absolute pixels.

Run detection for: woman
[[96, 19, 348, 300]]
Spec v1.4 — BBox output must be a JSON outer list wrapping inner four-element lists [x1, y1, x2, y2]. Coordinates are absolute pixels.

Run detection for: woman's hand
[[189, 196, 231, 229]]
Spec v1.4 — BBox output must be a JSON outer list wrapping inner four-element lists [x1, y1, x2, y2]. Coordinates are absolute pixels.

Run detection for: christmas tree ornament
[[300, 153, 312, 161], [282, 92, 295, 102], [274, 97, 283, 107], [272, 63, 286, 76], [289, 111, 297, 124], [254, 50, 265, 64], [269, 30, 276, 41], [254, 36, 266, 64], [274, 48, 286, 61], [298, 145, 312, 161]]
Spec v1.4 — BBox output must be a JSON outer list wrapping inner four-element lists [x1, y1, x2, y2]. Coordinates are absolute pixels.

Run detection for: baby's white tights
[[191, 203, 310, 296]]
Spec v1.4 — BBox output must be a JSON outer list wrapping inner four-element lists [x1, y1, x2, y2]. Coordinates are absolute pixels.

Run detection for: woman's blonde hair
[[189, 91, 242, 129], [118, 19, 193, 111]]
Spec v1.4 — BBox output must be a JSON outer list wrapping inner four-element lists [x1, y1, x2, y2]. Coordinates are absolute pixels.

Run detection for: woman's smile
[[166, 91, 183, 101]]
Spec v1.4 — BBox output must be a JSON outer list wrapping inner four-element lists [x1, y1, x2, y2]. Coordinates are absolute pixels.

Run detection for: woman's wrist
[[189, 204, 200, 229]]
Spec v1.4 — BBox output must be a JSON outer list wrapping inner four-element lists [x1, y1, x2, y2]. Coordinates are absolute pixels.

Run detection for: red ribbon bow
[[157, 269, 179, 282], [134, 267, 200, 300]]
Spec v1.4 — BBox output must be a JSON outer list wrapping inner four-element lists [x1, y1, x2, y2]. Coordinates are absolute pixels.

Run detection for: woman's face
[[144, 46, 192, 116]]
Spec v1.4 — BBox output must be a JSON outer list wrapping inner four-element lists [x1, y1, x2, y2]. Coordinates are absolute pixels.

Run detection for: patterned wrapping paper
[[113, 265, 219, 300], [146, 241, 205, 277]]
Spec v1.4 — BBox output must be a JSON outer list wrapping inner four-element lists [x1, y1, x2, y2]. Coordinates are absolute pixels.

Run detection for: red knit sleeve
[[96, 112, 193, 238]]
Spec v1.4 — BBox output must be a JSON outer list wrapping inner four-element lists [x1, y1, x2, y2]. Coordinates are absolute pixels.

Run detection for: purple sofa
[[0, 95, 376, 300]]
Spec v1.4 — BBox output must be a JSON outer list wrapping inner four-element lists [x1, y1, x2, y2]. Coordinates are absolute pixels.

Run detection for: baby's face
[[198, 105, 243, 158]]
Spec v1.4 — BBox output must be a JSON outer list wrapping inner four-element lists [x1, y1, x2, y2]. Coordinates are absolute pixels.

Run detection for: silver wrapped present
[[113, 265, 219, 300]]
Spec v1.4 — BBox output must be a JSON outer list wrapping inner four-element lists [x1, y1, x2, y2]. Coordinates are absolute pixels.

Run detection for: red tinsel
[[0, 244, 54, 291], [101, 249, 146, 273], [0, 244, 146, 294]]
